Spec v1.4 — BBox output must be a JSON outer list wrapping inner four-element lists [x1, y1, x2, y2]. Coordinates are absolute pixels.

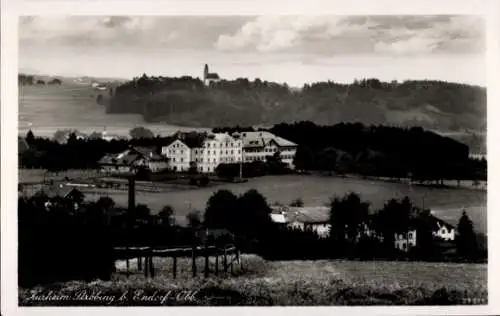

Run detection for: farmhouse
[[98, 146, 169, 174], [36, 184, 84, 210], [394, 213, 456, 252], [235, 131, 297, 169], [271, 205, 331, 238]]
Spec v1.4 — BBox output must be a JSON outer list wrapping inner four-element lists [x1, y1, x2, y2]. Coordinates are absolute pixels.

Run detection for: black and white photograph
[[12, 12, 489, 308]]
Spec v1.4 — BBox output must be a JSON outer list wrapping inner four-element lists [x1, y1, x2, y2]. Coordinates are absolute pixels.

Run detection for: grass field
[[82, 174, 486, 232], [19, 169, 487, 232], [19, 84, 208, 138], [19, 255, 487, 306]]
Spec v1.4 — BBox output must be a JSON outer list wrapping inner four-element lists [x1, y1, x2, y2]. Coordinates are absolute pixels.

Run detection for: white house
[[236, 131, 297, 169], [394, 215, 456, 252], [270, 205, 331, 238], [394, 230, 418, 252], [161, 139, 192, 172]]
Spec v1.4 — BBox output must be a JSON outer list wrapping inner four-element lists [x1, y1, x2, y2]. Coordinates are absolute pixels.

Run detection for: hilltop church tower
[[204, 64, 209, 80], [203, 64, 221, 86]]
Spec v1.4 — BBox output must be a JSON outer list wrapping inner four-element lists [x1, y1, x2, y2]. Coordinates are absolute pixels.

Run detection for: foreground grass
[[19, 255, 487, 306]]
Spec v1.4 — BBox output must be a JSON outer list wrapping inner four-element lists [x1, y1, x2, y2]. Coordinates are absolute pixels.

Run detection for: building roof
[[98, 149, 141, 166], [432, 215, 455, 230], [166, 133, 236, 149], [132, 146, 165, 161], [270, 212, 287, 224], [98, 146, 166, 166], [167, 133, 207, 149], [270, 205, 330, 224], [205, 73, 220, 80], [237, 131, 297, 148], [41, 185, 81, 199]]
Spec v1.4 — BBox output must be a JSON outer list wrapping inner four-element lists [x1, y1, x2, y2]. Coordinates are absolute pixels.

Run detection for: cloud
[[19, 15, 484, 57], [214, 15, 484, 55], [19, 16, 183, 49]]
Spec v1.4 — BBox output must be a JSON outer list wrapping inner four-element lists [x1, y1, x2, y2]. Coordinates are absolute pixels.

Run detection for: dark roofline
[[206, 73, 220, 79]]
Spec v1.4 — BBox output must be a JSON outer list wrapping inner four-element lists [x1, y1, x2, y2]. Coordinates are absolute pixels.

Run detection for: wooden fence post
[[126, 253, 130, 277], [173, 255, 177, 279], [204, 245, 209, 278], [238, 249, 243, 270], [149, 256, 155, 278], [230, 255, 234, 275], [223, 247, 228, 273], [215, 253, 219, 275], [192, 242, 197, 277], [138, 256, 142, 271]]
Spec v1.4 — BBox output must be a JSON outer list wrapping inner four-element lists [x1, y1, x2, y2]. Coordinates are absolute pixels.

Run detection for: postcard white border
[[2, 0, 499, 315]]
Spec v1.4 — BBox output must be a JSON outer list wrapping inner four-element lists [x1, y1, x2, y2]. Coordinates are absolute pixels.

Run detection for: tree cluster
[[18, 191, 190, 287]]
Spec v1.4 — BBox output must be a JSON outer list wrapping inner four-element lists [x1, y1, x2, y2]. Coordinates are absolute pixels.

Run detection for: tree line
[[20, 121, 486, 183], [19, 187, 485, 287], [19, 74, 62, 86], [218, 122, 486, 182], [105, 74, 486, 133]]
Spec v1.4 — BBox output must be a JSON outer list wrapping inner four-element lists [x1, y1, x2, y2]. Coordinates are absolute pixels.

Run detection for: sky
[[19, 15, 486, 87]]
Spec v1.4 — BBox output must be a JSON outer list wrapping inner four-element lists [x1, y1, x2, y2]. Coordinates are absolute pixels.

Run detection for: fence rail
[[114, 244, 240, 279]]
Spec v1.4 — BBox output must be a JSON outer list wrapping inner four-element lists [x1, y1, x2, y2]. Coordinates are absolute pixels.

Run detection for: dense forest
[[107, 75, 486, 136]]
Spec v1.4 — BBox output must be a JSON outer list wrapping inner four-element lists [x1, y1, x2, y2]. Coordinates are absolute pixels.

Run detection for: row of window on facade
[[167, 149, 242, 156], [171, 156, 241, 164], [245, 154, 294, 162], [169, 141, 241, 149]]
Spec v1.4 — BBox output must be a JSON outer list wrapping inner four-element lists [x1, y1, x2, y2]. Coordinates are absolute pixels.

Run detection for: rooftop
[[237, 131, 297, 148], [271, 205, 330, 224], [98, 146, 166, 165], [40, 184, 81, 199]]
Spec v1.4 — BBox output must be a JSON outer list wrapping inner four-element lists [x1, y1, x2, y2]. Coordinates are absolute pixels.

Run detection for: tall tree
[[236, 189, 275, 247], [204, 190, 238, 230], [328, 192, 370, 256], [159, 205, 175, 226], [26, 130, 35, 145], [456, 211, 478, 260], [129, 126, 155, 139]]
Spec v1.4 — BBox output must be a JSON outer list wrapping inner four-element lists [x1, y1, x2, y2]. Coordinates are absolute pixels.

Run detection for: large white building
[[234, 131, 298, 169], [161, 139, 193, 172], [161, 133, 243, 173], [161, 131, 297, 173], [192, 133, 243, 173]]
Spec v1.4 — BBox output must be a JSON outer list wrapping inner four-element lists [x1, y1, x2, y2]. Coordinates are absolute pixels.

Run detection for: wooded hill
[[107, 75, 486, 136]]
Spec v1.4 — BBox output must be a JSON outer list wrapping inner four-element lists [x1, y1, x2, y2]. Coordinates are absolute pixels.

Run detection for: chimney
[[128, 177, 135, 212]]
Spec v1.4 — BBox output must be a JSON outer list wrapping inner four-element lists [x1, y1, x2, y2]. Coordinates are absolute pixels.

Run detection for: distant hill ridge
[[107, 75, 486, 136], [18, 73, 128, 86]]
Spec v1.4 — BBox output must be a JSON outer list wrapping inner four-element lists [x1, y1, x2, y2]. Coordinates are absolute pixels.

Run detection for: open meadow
[[81, 174, 486, 232], [19, 84, 208, 138], [19, 255, 487, 306]]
